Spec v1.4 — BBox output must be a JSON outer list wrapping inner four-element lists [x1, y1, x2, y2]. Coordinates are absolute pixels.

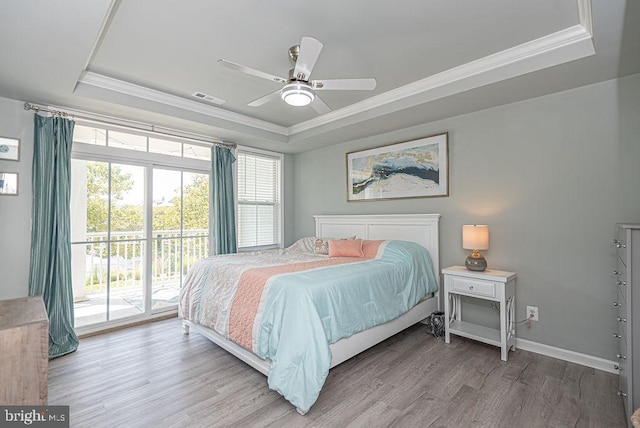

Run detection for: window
[[236, 149, 283, 250], [70, 123, 212, 329]]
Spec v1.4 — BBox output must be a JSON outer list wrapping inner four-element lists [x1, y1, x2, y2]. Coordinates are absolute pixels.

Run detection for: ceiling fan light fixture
[[281, 83, 314, 107]]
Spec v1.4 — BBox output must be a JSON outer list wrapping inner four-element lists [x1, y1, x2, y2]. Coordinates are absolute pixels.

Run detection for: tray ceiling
[[0, 0, 638, 153]]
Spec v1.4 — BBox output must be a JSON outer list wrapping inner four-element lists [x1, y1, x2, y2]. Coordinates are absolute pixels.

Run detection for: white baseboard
[[516, 338, 618, 374]]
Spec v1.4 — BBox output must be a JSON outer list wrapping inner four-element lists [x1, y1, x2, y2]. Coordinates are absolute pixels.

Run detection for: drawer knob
[[613, 333, 622, 338], [618, 317, 627, 323], [613, 302, 620, 307], [613, 270, 621, 276], [468, 285, 474, 290], [617, 280, 627, 286], [618, 391, 628, 397], [617, 354, 627, 360]]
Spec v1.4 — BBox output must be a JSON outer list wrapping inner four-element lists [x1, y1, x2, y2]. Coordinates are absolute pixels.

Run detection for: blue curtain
[[29, 115, 78, 359], [212, 145, 237, 254]]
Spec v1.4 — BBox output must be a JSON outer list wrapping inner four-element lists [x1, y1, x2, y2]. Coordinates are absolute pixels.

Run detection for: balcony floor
[[74, 282, 180, 328]]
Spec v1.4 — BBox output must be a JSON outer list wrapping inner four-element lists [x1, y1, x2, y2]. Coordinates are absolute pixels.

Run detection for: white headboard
[[314, 214, 441, 289]]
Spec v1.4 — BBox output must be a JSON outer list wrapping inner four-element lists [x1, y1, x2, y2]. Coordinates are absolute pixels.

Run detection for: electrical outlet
[[527, 306, 539, 321]]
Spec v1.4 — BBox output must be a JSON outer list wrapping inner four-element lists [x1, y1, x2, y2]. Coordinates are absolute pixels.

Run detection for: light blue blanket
[[256, 240, 437, 413]]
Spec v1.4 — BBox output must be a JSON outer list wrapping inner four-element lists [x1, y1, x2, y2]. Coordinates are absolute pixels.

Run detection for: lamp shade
[[462, 225, 489, 250]]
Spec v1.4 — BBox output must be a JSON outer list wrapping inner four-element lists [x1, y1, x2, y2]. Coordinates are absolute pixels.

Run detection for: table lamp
[[463, 225, 489, 271]]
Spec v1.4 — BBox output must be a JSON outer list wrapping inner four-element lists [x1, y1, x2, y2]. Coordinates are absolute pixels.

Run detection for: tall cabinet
[[615, 224, 640, 420]]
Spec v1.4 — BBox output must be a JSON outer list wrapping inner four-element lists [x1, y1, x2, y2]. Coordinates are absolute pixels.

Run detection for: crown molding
[[289, 22, 594, 136], [76, 71, 289, 136], [577, 0, 593, 36]]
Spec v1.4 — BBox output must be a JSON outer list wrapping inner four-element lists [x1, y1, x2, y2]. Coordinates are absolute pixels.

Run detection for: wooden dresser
[[0, 296, 49, 405], [614, 224, 640, 422]]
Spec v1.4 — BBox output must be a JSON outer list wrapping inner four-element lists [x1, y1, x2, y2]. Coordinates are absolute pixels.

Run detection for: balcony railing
[[76, 229, 209, 294]]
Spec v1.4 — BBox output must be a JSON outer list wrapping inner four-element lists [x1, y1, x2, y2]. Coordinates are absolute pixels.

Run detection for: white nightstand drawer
[[450, 276, 496, 298]]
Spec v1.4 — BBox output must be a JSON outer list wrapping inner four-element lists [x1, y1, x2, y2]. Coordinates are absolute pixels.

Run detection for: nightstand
[[443, 266, 517, 361]]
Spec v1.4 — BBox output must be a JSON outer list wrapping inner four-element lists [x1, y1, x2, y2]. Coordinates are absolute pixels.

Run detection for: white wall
[[290, 74, 640, 360], [0, 97, 33, 299]]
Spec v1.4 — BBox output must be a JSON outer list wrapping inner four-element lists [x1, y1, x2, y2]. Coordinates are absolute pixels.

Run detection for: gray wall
[[0, 97, 33, 299], [290, 73, 640, 360]]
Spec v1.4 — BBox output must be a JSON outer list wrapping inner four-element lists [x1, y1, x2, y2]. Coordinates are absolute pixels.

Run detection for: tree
[[151, 174, 210, 232], [86, 162, 139, 233], [183, 174, 209, 230]]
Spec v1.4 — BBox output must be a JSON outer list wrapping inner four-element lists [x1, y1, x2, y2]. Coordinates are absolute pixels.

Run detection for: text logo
[[1, 406, 69, 427]]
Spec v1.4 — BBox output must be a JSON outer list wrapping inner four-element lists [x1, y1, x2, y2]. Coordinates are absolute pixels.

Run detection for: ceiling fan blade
[[310, 95, 331, 114], [218, 59, 287, 84], [247, 89, 280, 107], [312, 78, 377, 91], [293, 37, 323, 81], [248, 90, 281, 107]]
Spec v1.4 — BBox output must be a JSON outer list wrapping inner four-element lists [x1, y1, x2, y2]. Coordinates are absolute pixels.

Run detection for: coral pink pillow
[[328, 239, 364, 257]]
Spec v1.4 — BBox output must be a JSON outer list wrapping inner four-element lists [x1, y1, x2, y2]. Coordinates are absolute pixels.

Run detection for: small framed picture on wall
[[0, 172, 18, 196], [0, 137, 20, 162]]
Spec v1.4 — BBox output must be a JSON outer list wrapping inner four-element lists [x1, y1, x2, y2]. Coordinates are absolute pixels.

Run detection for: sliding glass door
[[68, 122, 283, 331], [71, 158, 210, 329]]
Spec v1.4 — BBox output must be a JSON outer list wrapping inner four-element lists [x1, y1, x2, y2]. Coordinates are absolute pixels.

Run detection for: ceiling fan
[[218, 37, 376, 114]]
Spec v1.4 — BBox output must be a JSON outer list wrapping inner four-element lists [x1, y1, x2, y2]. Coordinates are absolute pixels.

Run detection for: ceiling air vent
[[191, 91, 225, 105]]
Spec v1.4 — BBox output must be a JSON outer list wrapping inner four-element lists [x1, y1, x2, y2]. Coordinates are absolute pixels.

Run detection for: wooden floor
[[49, 318, 626, 428]]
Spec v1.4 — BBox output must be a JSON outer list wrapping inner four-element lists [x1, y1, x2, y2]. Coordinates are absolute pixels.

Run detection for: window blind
[[237, 150, 282, 248]]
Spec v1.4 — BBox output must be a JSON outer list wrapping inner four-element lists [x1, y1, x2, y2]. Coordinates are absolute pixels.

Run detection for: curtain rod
[[24, 102, 72, 118], [23, 102, 236, 149]]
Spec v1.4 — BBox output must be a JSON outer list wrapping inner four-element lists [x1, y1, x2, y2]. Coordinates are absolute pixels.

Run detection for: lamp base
[[465, 250, 487, 271]]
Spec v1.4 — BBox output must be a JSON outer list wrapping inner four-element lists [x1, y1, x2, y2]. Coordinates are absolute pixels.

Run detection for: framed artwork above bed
[[346, 132, 448, 202]]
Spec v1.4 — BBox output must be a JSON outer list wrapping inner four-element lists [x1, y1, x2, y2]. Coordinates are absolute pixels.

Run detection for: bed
[[179, 213, 441, 414]]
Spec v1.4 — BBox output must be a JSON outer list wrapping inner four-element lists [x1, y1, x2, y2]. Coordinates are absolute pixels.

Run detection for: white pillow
[[286, 237, 317, 253], [286, 236, 357, 254]]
